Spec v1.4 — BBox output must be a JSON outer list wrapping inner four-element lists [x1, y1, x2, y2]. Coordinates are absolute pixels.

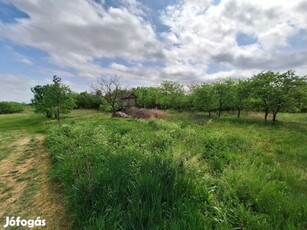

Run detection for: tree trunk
[[56, 107, 60, 121], [272, 112, 277, 122], [237, 107, 241, 118], [208, 110, 211, 118], [272, 108, 279, 123], [218, 108, 221, 117], [264, 110, 268, 122]]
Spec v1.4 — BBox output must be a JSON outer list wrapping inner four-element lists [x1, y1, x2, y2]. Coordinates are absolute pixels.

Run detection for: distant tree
[[234, 80, 250, 118], [132, 87, 158, 108], [158, 81, 185, 110], [75, 91, 102, 109], [180, 93, 194, 112], [249, 70, 305, 122], [292, 80, 307, 112], [192, 84, 217, 117], [212, 80, 236, 117], [92, 76, 122, 116], [31, 75, 75, 121]]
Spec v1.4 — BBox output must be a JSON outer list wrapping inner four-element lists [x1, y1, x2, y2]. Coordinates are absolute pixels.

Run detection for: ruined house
[[120, 92, 137, 109]]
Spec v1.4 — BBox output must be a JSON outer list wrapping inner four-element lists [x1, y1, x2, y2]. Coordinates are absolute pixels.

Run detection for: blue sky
[[0, 0, 307, 102]]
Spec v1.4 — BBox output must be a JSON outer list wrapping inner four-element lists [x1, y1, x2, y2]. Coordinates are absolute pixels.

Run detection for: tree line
[[133, 70, 307, 122], [31, 70, 307, 121]]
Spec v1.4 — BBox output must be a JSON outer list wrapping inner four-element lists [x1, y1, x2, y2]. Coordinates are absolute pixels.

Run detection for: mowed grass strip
[[46, 112, 307, 229], [0, 109, 70, 229]]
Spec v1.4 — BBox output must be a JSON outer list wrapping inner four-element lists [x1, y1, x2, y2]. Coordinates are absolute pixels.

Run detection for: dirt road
[[0, 132, 68, 229]]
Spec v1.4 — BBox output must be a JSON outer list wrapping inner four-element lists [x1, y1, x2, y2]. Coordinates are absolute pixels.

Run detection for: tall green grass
[[46, 114, 307, 229]]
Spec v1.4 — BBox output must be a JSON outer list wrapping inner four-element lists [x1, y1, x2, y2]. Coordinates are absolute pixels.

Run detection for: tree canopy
[[132, 70, 306, 122], [31, 75, 75, 121], [248, 70, 306, 121]]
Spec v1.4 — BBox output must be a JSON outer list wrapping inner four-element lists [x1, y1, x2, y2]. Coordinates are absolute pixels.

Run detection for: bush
[[75, 92, 103, 109], [0, 102, 24, 114]]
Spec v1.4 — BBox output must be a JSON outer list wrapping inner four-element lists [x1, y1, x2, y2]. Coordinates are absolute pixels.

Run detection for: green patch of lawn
[[0, 113, 46, 133]]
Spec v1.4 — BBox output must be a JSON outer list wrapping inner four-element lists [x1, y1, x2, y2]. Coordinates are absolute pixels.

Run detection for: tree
[[133, 87, 160, 109], [31, 75, 75, 121], [92, 76, 122, 116], [212, 80, 236, 117], [292, 79, 307, 112], [192, 84, 217, 117], [158, 81, 185, 110], [234, 80, 250, 118], [75, 91, 102, 109], [249, 70, 304, 122]]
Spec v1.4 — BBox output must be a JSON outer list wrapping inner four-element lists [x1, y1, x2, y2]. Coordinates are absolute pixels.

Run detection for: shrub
[[0, 101, 24, 114]]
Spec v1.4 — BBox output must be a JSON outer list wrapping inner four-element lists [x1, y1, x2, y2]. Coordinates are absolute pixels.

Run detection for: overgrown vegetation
[[46, 112, 307, 229], [0, 101, 24, 114]]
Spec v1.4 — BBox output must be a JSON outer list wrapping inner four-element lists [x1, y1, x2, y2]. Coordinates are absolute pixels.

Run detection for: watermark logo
[[3, 216, 46, 228]]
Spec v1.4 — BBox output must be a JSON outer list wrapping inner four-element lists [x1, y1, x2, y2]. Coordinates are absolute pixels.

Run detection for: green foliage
[[46, 112, 307, 229], [75, 91, 103, 109], [98, 98, 112, 111], [158, 81, 185, 110], [31, 75, 76, 120], [233, 80, 251, 117], [192, 84, 217, 117], [248, 70, 306, 121], [133, 81, 191, 111], [133, 87, 160, 108], [0, 101, 24, 114], [134, 70, 306, 121], [212, 79, 236, 117]]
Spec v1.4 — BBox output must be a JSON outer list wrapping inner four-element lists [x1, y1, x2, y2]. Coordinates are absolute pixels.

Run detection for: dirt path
[[0, 133, 68, 229]]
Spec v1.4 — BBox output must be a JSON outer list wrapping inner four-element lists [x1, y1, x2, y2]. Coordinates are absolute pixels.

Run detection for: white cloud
[[160, 0, 307, 80], [0, 0, 162, 79], [110, 63, 129, 72], [0, 74, 37, 102]]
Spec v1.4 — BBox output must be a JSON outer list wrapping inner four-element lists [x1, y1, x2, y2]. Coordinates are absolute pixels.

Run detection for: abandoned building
[[120, 92, 137, 109]]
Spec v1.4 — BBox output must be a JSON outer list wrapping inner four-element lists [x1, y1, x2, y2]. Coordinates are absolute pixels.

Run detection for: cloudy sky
[[0, 0, 307, 102]]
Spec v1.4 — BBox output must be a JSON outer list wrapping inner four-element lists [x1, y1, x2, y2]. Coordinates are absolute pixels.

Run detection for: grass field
[[1, 108, 307, 229]]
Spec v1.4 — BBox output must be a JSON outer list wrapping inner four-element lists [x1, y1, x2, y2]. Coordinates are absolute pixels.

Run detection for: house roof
[[120, 92, 137, 99]]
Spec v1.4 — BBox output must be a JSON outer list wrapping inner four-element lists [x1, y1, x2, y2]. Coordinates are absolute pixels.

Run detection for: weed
[[46, 111, 307, 229]]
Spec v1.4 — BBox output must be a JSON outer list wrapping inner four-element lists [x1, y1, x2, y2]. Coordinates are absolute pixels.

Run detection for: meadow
[[1, 109, 306, 229], [44, 110, 306, 229]]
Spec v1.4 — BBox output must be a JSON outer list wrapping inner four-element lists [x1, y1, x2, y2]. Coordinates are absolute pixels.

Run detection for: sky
[[0, 0, 307, 102]]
